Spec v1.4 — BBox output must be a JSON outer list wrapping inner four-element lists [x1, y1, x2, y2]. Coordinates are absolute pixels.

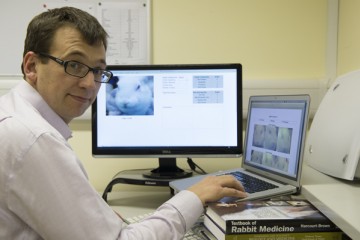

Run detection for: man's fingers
[[219, 175, 246, 193], [222, 187, 248, 198]]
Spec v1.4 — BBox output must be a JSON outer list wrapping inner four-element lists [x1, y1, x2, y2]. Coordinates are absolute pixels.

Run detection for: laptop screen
[[243, 95, 310, 181]]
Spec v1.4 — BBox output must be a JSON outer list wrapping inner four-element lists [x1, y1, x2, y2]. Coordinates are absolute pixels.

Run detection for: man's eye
[[93, 69, 100, 74], [68, 61, 82, 70]]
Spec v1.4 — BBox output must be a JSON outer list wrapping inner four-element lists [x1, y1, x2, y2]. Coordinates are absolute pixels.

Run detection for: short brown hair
[[22, 6, 108, 76]]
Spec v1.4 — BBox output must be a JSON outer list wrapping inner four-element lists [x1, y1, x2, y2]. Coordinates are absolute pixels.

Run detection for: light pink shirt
[[0, 81, 203, 239]]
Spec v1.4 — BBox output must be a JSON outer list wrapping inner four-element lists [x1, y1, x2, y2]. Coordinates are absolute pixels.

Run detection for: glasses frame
[[36, 52, 113, 83]]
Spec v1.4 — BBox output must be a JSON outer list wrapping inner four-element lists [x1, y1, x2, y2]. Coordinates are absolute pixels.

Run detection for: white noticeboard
[[0, 0, 150, 77]]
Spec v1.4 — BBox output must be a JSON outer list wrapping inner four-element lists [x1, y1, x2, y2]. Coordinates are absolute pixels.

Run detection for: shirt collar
[[15, 81, 73, 140]]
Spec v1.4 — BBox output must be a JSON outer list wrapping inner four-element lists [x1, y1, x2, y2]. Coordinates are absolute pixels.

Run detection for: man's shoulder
[[0, 90, 60, 140]]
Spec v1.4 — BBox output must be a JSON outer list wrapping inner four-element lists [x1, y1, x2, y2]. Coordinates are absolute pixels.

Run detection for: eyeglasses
[[36, 52, 113, 83]]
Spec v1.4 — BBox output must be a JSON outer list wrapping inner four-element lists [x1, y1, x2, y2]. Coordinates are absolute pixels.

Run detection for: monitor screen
[[92, 63, 242, 179]]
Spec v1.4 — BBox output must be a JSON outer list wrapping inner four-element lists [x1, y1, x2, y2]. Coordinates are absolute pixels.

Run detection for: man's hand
[[187, 175, 247, 206]]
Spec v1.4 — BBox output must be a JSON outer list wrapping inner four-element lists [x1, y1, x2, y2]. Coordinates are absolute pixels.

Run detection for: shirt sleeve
[[6, 131, 204, 240], [119, 190, 204, 239]]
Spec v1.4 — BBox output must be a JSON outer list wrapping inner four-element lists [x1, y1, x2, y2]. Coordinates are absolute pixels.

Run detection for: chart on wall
[[43, 0, 150, 65]]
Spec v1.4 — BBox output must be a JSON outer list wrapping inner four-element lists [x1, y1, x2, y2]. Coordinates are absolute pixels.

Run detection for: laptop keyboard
[[227, 171, 278, 193]]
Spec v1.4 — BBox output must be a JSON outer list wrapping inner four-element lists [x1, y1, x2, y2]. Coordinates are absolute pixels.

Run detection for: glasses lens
[[102, 71, 112, 83], [64, 60, 111, 83], [94, 70, 112, 83], [65, 61, 89, 77]]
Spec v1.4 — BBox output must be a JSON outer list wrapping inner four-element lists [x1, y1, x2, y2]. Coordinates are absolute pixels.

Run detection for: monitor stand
[[101, 158, 193, 202], [143, 157, 193, 179]]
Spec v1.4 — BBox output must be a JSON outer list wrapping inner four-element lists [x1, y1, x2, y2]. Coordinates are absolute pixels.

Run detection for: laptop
[[170, 94, 310, 202]]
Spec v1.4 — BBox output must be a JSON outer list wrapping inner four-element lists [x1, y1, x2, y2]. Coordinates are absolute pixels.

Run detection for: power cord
[[187, 158, 207, 175]]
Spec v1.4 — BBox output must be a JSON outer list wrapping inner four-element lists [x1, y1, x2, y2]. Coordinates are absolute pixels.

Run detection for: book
[[204, 199, 341, 236], [204, 215, 343, 240]]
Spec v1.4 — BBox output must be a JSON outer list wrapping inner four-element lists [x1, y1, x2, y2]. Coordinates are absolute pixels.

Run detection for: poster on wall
[[42, 0, 151, 65], [97, 1, 150, 65]]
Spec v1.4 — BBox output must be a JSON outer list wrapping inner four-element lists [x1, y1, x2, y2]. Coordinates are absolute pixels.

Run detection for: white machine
[[306, 69, 360, 180]]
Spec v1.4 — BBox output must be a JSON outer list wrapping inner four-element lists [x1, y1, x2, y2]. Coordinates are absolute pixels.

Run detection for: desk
[[107, 187, 172, 219], [301, 163, 360, 240], [106, 164, 360, 239]]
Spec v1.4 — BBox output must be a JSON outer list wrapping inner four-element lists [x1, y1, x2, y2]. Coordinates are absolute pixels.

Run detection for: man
[[0, 7, 246, 239]]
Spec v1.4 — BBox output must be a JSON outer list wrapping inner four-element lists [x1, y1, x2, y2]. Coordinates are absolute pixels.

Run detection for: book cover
[[204, 214, 343, 240], [205, 199, 341, 235], [223, 232, 344, 240]]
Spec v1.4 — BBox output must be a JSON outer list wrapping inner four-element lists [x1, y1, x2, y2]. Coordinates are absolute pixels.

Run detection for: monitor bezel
[[92, 63, 243, 158]]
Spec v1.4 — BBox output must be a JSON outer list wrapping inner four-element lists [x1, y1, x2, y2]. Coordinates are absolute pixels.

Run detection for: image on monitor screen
[[92, 63, 242, 180]]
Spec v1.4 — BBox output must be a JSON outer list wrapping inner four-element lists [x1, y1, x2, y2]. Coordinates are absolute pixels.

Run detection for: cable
[[187, 158, 207, 175]]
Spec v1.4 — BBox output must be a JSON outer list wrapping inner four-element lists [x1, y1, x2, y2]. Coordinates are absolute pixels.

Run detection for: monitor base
[[142, 157, 193, 179], [143, 167, 193, 179]]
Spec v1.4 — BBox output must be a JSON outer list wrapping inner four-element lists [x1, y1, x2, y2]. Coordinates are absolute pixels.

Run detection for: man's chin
[[62, 109, 88, 123], [74, 108, 88, 119]]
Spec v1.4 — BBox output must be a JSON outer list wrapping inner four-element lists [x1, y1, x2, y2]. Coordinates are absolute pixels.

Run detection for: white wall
[[338, 0, 360, 75]]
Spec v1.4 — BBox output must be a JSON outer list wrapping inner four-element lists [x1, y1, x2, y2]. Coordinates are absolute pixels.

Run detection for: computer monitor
[[92, 63, 242, 180]]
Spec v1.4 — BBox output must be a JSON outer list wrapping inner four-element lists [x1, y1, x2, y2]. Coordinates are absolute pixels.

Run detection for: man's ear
[[23, 52, 38, 83]]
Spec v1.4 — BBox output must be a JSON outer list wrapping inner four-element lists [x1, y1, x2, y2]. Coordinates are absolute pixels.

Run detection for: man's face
[[26, 26, 106, 123]]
